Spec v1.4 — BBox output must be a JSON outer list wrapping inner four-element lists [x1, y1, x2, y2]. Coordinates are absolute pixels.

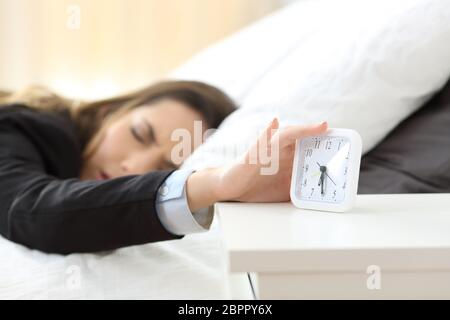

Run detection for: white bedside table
[[216, 194, 450, 299]]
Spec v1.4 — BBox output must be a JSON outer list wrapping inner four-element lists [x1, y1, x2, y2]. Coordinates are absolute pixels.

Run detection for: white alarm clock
[[290, 128, 362, 212]]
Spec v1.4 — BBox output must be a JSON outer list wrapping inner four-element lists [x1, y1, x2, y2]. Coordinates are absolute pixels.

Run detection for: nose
[[119, 149, 161, 176]]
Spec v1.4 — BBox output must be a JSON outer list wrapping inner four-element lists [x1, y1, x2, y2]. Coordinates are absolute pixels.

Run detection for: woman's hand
[[215, 118, 328, 203], [186, 119, 328, 212]]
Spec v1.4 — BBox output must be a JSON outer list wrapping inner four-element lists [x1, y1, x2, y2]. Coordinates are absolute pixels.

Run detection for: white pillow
[[173, 0, 450, 170]]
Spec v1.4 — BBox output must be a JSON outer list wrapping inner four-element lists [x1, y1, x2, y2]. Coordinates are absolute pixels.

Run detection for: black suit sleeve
[[0, 114, 184, 255]]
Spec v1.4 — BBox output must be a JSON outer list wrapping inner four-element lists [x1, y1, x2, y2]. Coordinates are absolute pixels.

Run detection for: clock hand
[[318, 165, 327, 195], [316, 162, 327, 174], [310, 163, 324, 178], [317, 161, 336, 186], [324, 171, 336, 186], [319, 173, 325, 195]]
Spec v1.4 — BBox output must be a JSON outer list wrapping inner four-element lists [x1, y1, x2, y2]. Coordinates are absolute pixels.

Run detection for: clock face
[[295, 136, 351, 203]]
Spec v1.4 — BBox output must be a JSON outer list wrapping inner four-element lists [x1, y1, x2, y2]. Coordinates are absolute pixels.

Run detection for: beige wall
[[0, 0, 282, 100]]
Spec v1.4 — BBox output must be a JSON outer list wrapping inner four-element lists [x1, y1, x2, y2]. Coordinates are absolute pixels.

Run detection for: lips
[[98, 170, 111, 180]]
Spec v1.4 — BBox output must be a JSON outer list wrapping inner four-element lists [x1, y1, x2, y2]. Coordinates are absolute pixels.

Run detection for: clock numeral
[[314, 139, 321, 149], [344, 167, 348, 175], [333, 190, 337, 198], [303, 178, 308, 187], [342, 182, 346, 190], [338, 141, 342, 150], [310, 187, 314, 196], [305, 164, 309, 173], [306, 149, 313, 157], [325, 140, 332, 150]]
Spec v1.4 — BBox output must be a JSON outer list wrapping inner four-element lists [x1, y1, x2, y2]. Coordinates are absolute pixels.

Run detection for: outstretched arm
[[186, 119, 328, 211]]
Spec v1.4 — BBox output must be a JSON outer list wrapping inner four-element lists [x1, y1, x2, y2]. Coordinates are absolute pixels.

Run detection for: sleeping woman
[[0, 81, 327, 254]]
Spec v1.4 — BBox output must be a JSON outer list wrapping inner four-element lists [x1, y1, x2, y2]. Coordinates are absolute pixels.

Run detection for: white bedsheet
[[0, 218, 230, 299], [1, 0, 450, 299]]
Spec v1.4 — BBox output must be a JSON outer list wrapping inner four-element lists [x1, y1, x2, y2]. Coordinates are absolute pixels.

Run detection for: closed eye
[[131, 120, 158, 146], [130, 126, 146, 144]]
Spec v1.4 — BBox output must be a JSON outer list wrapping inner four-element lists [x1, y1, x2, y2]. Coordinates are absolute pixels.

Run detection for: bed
[[1, 0, 449, 299]]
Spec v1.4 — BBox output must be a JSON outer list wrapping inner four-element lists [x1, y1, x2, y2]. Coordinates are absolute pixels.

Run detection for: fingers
[[253, 118, 328, 154], [275, 121, 328, 149], [258, 117, 280, 147], [268, 117, 279, 138], [243, 118, 279, 165]]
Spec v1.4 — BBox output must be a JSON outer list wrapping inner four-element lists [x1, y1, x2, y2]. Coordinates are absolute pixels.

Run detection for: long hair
[[0, 81, 237, 162]]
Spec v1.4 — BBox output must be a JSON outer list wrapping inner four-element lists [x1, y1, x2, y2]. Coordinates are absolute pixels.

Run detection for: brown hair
[[0, 81, 237, 161]]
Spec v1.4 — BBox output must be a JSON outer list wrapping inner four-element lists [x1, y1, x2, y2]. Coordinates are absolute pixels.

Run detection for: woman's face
[[80, 98, 206, 180]]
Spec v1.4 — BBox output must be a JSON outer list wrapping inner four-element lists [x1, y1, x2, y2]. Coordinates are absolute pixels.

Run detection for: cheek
[[94, 126, 129, 163]]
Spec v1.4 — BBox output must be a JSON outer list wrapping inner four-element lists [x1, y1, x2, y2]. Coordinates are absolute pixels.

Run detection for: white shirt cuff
[[155, 169, 214, 236]]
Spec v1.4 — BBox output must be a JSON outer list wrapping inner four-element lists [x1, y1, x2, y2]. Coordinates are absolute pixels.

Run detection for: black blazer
[[0, 104, 183, 254]]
